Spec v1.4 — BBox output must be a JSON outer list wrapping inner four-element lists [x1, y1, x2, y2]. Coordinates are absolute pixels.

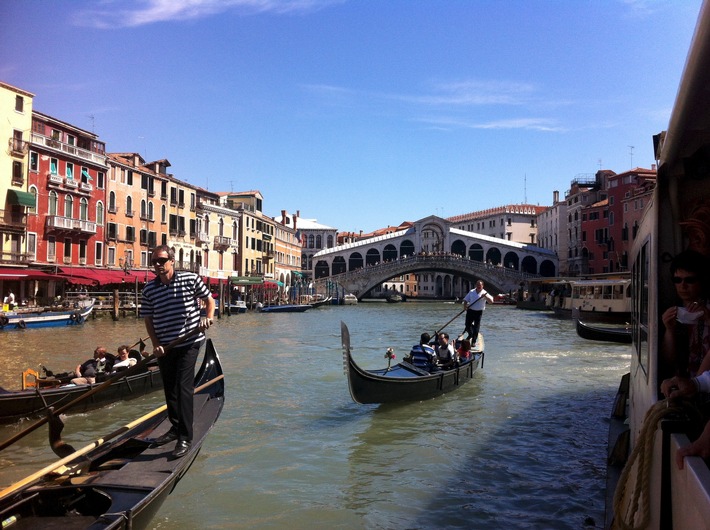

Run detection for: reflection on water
[[0, 304, 629, 529]]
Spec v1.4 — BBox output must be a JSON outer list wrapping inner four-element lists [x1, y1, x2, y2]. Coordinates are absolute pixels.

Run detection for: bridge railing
[[319, 254, 542, 285]]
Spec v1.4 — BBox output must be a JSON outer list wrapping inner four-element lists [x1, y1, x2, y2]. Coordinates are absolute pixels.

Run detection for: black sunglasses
[[673, 276, 699, 284], [152, 257, 171, 266]]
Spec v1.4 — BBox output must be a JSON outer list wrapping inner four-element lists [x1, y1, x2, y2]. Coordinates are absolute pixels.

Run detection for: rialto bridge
[[311, 215, 558, 299]]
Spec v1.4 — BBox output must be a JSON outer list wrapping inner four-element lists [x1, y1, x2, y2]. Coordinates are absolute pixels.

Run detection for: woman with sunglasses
[[661, 249, 710, 378], [141, 245, 215, 459]]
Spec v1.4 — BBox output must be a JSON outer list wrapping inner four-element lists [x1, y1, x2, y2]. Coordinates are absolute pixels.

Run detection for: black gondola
[[0, 364, 163, 424], [0, 339, 224, 529], [341, 322, 483, 404], [575, 319, 632, 344]]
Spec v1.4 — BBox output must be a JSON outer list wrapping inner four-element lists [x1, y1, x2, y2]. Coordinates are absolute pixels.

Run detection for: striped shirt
[[141, 271, 211, 347]]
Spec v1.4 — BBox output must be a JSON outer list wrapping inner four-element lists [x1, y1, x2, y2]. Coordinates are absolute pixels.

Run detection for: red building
[[581, 167, 656, 274], [27, 112, 107, 270]]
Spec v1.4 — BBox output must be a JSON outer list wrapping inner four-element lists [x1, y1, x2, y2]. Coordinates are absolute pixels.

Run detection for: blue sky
[[0, 0, 704, 232]]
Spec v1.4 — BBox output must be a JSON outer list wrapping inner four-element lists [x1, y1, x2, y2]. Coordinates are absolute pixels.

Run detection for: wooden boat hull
[[575, 319, 632, 344], [341, 322, 483, 404], [0, 339, 224, 530], [0, 301, 94, 331], [260, 304, 310, 313], [551, 306, 630, 324], [0, 366, 164, 424]]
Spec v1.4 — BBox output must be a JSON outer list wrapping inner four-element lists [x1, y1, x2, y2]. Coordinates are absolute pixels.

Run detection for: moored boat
[[550, 278, 631, 323], [342, 293, 358, 305], [385, 293, 403, 303], [308, 295, 332, 308], [0, 299, 94, 331], [259, 304, 310, 313], [606, 3, 710, 527], [228, 300, 247, 313], [0, 339, 224, 529], [341, 322, 483, 404], [0, 361, 163, 424], [575, 319, 632, 344]]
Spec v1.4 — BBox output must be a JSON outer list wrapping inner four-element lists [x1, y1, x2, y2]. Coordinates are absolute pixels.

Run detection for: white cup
[[677, 306, 703, 324]]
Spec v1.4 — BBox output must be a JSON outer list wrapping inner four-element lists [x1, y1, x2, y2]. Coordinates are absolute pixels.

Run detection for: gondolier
[[141, 245, 215, 459], [462, 280, 494, 344]]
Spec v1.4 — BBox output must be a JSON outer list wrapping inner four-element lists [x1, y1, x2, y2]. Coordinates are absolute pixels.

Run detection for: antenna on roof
[[524, 174, 527, 203], [628, 145, 634, 168], [88, 114, 95, 133]]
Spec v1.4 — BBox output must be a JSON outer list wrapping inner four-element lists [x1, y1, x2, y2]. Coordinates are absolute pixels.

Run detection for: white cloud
[[73, 0, 343, 29]]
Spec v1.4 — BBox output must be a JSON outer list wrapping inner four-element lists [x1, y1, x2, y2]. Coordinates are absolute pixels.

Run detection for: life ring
[[0, 315, 8, 327], [76, 315, 85, 325], [70, 311, 82, 322], [16, 320, 26, 329]]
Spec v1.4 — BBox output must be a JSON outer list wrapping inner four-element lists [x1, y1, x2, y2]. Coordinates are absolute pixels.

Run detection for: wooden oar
[[434, 307, 466, 337], [0, 328, 203, 453], [0, 373, 224, 501]]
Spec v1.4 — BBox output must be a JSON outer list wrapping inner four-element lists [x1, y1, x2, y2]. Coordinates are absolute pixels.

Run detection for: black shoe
[[149, 428, 178, 446], [172, 440, 191, 459]]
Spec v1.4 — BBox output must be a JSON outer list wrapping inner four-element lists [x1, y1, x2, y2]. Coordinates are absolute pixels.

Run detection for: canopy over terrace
[[0, 268, 65, 281], [58, 267, 155, 286]]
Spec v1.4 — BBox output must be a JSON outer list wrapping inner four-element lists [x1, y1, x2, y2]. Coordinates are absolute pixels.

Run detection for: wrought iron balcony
[[8, 138, 29, 157], [213, 235, 231, 251]]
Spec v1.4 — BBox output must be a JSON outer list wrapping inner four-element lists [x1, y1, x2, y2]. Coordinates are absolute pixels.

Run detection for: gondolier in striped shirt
[[141, 245, 215, 459]]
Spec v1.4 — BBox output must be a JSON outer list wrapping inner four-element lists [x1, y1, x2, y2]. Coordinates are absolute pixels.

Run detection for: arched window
[[79, 198, 89, 220], [126, 196, 133, 216], [108, 191, 116, 212], [161, 204, 167, 223], [316, 235, 322, 248], [64, 194, 73, 218], [28, 186, 38, 215], [232, 222, 238, 240], [308, 234, 315, 249], [204, 215, 210, 235], [148, 201, 154, 221], [48, 190, 58, 216], [96, 201, 104, 225], [140, 199, 147, 218], [219, 218, 224, 236]]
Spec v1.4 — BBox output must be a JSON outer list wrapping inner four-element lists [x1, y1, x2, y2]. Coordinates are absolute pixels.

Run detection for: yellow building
[[222, 191, 274, 280], [0, 82, 35, 264], [195, 190, 238, 280]]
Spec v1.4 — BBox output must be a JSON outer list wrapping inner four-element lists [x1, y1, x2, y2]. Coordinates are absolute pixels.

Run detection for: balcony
[[64, 178, 78, 189], [31, 132, 107, 166], [196, 232, 209, 245], [0, 250, 33, 265], [148, 189, 156, 197], [79, 182, 93, 193], [45, 215, 97, 234], [213, 235, 231, 251], [47, 173, 63, 186], [8, 137, 29, 157]]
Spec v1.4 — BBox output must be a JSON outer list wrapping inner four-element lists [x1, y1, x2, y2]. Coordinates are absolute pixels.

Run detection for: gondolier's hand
[[153, 345, 166, 358], [199, 316, 214, 331]]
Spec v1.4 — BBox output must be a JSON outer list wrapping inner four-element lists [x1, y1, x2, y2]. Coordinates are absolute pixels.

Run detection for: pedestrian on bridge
[[461, 280, 494, 346]]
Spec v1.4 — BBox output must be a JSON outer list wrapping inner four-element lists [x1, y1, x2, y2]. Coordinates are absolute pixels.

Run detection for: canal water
[[0, 303, 630, 529]]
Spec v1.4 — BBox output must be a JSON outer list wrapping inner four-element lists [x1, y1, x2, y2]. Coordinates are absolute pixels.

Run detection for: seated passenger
[[435, 332, 456, 369], [70, 346, 113, 385], [408, 332, 437, 371], [112, 345, 138, 372], [457, 339, 472, 362]]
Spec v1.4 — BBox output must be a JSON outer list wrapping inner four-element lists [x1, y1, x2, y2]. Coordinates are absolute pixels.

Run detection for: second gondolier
[[462, 280, 494, 345]]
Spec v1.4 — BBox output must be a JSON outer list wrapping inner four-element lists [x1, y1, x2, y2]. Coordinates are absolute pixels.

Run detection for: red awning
[[58, 267, 157, 286], [0, 268, 66, 281]]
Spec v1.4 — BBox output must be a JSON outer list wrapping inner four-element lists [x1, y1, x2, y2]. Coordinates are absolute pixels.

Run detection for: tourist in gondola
[[70, 346, 113, 385], [407, 332, 437, 372], [461, 280, 494, 344], [142, 245, 215, 459], [435, 332, 456, 369], [111, 344, 138, 372], [457, 339, 472, 362]]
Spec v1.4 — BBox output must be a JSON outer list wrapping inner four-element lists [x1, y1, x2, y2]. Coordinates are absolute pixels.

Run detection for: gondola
[[575, 319, 632, 344], [0, 362, 163, 424], [341, 322, 483, 404], [259, 304, 310, 313], [0, 339, 224, 529]]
